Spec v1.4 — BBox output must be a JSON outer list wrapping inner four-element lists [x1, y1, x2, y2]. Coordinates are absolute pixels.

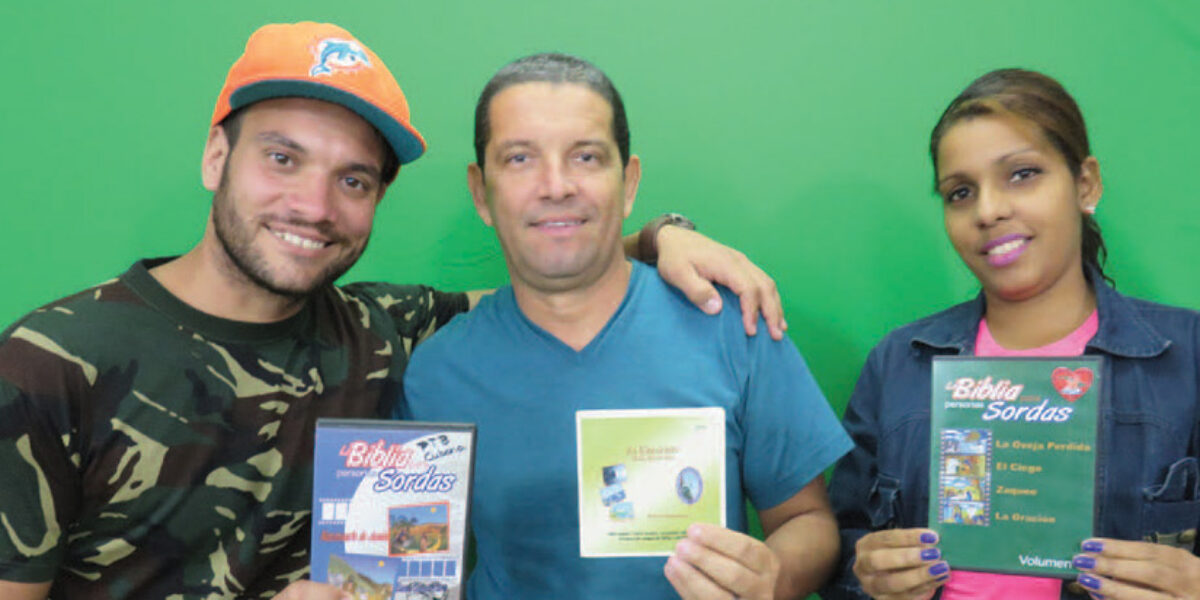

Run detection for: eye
[[342, 175, 375, 196], [944, 186, 972, 204], [505, 153, 528, 165], [577, 152, 596, 163], [268, 151, 292, 166], [1010, 167, 1041, 182]]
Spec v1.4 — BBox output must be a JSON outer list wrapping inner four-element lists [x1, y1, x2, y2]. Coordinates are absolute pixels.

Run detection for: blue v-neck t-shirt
[[402, 261, 851, 599]]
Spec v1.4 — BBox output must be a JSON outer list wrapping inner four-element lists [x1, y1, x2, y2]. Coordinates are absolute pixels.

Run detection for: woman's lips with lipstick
[[982, 234, 1030, 267]]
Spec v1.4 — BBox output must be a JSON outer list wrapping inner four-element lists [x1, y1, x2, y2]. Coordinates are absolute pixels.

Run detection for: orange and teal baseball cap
[[211, 22, 426, 164]]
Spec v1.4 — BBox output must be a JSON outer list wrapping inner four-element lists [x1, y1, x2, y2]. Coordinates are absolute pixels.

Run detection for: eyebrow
[[493, 140, 533, 151], [256, 131, 305, 153], [345, 161, 382, 181], [937, 146, 1039, 188]]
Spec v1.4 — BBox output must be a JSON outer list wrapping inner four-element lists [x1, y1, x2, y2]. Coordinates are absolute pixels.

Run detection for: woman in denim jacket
[[822, 69, 1200, 600]]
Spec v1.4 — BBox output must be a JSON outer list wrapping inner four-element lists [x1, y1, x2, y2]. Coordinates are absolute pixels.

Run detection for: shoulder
[[1094, 281, 1200, 357], [405, 287, 512, 367], [2, 275, 140, 345], [870, 298, 978, 359], [634, 262, 748, 333], [1113, 292, 1200, 328], [0, 276, 140, 399]]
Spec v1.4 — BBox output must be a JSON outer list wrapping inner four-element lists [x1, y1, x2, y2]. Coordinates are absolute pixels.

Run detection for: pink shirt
[[941, 310, 1098, 599]]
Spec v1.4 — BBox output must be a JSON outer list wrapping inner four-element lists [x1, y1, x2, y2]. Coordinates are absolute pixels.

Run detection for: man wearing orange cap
[[0, 22, 785, 600]]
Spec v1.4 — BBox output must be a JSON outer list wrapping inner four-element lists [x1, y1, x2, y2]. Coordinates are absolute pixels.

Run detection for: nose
[[285, 174, 337, 224], [974, 184, 1012, 227], [536, 157, 577, 202]]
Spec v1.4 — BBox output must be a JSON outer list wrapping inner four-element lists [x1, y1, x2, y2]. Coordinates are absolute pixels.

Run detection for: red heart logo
[[1051, 367, 1094, 402]]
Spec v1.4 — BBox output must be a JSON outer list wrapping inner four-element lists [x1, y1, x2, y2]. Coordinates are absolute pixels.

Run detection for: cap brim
[[230, 80, 425, 164]]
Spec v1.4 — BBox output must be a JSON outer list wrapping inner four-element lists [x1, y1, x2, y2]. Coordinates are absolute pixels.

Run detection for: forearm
[[766, 507, 842, 599]]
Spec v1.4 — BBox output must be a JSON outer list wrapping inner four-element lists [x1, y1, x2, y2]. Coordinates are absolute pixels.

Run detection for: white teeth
[[988, 238, 1026, 256], [273, 230, 326, 250], [542, 220, 584, 227]]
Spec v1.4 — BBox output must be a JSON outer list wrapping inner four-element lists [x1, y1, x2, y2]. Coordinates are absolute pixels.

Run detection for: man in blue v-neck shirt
[[402, 53, 852, 599]]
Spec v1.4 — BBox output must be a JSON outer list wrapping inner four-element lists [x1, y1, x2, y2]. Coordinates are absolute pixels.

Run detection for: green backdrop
[[1, 1, 1197, 590]]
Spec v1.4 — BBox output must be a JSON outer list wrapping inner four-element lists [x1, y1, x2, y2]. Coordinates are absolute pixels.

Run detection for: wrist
[[637, 212, 696, 263]]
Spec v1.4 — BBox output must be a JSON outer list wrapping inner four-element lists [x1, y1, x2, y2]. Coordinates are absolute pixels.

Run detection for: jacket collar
[[908, 267, 1171, 358]]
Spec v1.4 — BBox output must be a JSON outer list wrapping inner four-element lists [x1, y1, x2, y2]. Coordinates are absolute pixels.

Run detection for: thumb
[[662, 262, 722, 314]]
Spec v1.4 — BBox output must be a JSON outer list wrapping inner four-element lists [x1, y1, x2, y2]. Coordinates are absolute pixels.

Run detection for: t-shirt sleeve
[[0, 326, 83, 582], [739, 322, 853, 511]]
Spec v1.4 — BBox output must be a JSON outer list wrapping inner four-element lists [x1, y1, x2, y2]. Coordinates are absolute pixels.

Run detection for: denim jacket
[[821, 274, 1200, 600]]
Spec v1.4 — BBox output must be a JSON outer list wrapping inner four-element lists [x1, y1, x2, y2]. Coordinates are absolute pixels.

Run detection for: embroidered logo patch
[[310, 38, 371, 76]]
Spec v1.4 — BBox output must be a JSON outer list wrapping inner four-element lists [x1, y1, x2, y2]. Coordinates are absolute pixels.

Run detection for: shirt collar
[[906, 266, 1170, 358]]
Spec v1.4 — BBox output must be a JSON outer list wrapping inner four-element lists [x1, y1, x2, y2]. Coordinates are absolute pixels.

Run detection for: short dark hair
[[930, 68, 1110, 284], [473, 53, 630, 169], [219, 104, 401, 186]]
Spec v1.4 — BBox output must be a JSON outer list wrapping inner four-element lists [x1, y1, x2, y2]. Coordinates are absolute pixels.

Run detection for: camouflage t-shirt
[[0, 258, 468, 599]]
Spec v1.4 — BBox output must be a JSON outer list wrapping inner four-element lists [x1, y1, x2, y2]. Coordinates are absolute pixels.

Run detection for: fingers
[[856, 561, 950, 600], [855, 544, 941, 574], [673, 524, 778, 597], [704, 249, 780, 340], [272, 581, 352, 600], [665, 553, 742, 600], [1074, 570, 1172, 600], [659, 256, 726, 315], [857, 529, 939, 552], [1073, 538, 1200, 599], [736, 263, 784, 341], [853, 529, 946, 599], [685, 522, 768, 563], [653, 227, 787, 339]]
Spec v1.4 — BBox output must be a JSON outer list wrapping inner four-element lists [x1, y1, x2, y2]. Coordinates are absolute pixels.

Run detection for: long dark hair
[[930, 68, 1110, 284]]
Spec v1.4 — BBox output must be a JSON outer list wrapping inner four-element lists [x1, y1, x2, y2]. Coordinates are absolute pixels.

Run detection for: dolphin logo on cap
[[310, 38, 372, 76]]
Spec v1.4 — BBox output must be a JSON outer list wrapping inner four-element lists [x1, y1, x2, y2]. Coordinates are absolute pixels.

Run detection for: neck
[[150, 238, 308, 324], [982, 267, 1096, 350], [512, 259, 633, 351]]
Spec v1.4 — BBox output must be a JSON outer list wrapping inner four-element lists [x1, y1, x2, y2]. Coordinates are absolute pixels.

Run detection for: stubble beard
[[211, 169, 367, 300]]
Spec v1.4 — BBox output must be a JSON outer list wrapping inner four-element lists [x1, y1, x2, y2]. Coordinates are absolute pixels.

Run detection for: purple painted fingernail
[[1081, 540, 1103, 553], [928, 561, 949, 576], [1078, 573, 1101, 590], [935, 574, 950, 583], [920, 532, 938, 544], [1072, 555, 1095, 569], [920, 548, 941, 561]]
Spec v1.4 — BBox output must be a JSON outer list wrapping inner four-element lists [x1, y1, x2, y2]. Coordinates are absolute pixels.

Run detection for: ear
[[467, 163, 494, 226], [1076, 155, 1103, 214], [201, 125, 230, 192], [621, 154, 642, 218]]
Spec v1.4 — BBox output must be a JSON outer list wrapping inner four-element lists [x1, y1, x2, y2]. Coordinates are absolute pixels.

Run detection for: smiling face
[[935, 113, 1101, 303], [468, 82, 640, 294], [202, 97, 386, 298]]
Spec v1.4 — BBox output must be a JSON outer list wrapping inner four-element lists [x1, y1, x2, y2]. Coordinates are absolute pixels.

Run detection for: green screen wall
[[1, 2, 1197, 586]]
